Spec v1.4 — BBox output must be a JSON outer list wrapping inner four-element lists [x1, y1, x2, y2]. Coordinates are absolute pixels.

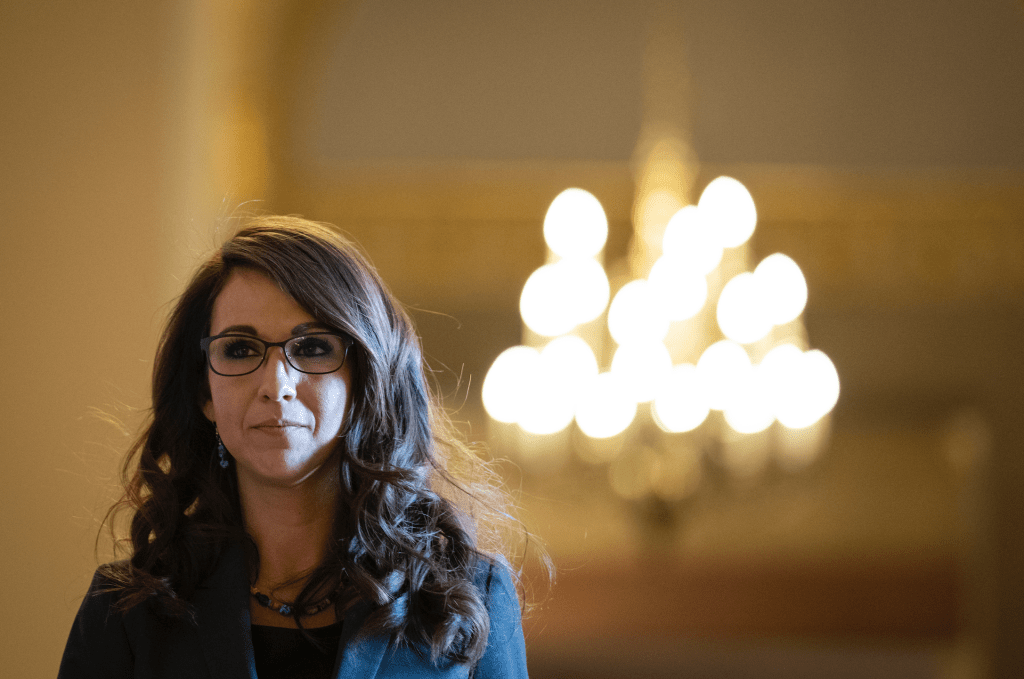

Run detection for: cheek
[[205, 379, 244, 425], [311, 377, 351, 431], [323, 384, 349, 414]]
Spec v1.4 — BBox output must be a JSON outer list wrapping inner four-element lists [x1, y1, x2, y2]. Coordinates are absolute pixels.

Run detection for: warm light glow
[[540, 335, 599, 397], [661, 205, 723, 274], [520, 342, 588, 436], [517, 379, 576, 436], [610, 340, 673, 403], [717, 272, 772, 344], [777, 419, 828, 471], [520, 265, 572, 337], [653, 363, 710, 433], [488, 168, 830, 482], [754, 253, 808, 325], [804, 349, 841, 419], [648, 256, 708, 321], [759, 343, 805, 406], [698, 176, 757, 248], [575, 372, 637, 438], [519, 259, 610, 336], [482, 338, 605, 436], [723, 368, 774, 434], [638, 190, 684, 235], [482, 346, 540, 423], [772, 348, 840, 429], [543, 188, 608, 259], [607, 279, 670, 345], [696, 340, 752, 411], [560, 257, 611, 324]]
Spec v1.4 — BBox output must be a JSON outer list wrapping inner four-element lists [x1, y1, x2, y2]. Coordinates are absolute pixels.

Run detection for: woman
[[58, 216, 530, 678]]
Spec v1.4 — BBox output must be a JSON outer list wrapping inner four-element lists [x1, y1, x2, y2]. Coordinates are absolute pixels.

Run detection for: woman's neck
[[237, 461, 340, 592]]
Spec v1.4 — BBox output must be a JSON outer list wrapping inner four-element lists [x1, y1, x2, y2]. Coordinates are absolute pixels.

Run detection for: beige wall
[[1, 3, 171, 676]]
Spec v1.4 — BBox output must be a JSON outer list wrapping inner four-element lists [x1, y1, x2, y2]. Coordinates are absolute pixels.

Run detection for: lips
[[252, 419, 307, 430]]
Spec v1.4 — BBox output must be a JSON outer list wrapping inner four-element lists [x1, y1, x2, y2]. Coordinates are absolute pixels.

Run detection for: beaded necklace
[[250, 586, 337, 617]]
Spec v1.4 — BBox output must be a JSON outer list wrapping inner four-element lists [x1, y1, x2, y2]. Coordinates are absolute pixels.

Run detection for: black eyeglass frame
[[199, 332, 352, 377]]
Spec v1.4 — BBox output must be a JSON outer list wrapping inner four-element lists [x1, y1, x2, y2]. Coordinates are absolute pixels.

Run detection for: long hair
[[105, 215, 522, 664]]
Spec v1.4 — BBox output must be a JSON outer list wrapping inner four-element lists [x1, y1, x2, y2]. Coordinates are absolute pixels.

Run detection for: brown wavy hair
[[104, 215, 525, 664]]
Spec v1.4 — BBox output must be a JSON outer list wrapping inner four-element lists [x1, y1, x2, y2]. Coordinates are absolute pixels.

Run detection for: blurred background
[[2, 1, 1023, 677]]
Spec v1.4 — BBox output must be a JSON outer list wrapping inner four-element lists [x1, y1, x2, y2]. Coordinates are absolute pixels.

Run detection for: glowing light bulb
[[575, 372, 637, 439], [648, 256, 708, 321], [653, 363, 710, 433], [661, 206, 723, 274], [723, 367, 774, 434], [773, 349, 840, 429], [696, 340, 752, 411], [519, 259, 610, 336], [482, 346, 540, 423], [540, 335, 599, 399], [610, 340, 673, 403], [698, 176, 757, 248], [804, 349, 840, 419], [754, 253, 807, 325], [717, 272, 772, 344], [759, 343, 805, 415], [517, 379, 576, 435], [543, 188, 608, 259], [496, 336, 605, 437], [559, 257, 610, 324], [607, 279, 670, 345], [520, 265, 571, 336]]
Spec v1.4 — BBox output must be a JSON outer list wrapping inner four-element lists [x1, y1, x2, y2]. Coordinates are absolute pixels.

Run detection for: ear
[[202, 399, 216, 423]]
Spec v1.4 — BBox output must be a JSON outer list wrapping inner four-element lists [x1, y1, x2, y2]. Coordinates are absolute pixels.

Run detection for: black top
[[251, 622, 343, 679]]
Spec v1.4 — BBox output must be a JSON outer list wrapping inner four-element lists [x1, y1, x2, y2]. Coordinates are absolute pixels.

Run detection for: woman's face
[[202, 268, 352, 489]]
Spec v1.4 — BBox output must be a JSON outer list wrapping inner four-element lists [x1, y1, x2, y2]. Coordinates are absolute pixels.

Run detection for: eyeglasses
[[200, 332, 351, 376]]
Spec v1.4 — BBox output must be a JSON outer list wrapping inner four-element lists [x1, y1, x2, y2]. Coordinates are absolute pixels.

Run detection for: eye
[[290, 336, 338, 358], [220, 337, 263, 360]]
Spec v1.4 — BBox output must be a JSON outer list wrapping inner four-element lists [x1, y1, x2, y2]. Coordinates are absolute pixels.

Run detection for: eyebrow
[[217, 322, 331, 337]]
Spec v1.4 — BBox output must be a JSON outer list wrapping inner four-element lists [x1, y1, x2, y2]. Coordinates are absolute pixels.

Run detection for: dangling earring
[[215, 428, 230, 468]]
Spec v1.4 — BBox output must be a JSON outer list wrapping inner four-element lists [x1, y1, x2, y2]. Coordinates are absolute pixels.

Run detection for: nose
[[257, 347, 298, 401]]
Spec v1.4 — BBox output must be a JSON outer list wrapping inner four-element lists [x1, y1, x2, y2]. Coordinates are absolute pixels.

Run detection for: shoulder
[[473, 558, 519, 618], [58, 564, 135, 679], [59, 560, 237, 679], [471, 558, 528, 679], [77, 562, 133, 621]]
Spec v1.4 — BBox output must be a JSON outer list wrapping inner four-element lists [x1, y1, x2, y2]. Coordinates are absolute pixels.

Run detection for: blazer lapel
[[194, 541, 258, 679], [333, 598, 389, 679]]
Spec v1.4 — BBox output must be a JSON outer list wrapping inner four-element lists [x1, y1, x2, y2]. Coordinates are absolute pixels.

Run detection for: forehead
[[209, 268, 318, 337]]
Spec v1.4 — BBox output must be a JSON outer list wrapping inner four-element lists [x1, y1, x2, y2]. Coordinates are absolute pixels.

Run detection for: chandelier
[[482, 180, 839, 501]]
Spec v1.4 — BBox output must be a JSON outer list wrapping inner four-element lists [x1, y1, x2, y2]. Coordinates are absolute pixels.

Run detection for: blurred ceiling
[[292, 0, 1024, 169]]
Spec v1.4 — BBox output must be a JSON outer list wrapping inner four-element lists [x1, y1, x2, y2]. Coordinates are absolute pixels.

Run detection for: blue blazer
[[57, 543, 528, 678]]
